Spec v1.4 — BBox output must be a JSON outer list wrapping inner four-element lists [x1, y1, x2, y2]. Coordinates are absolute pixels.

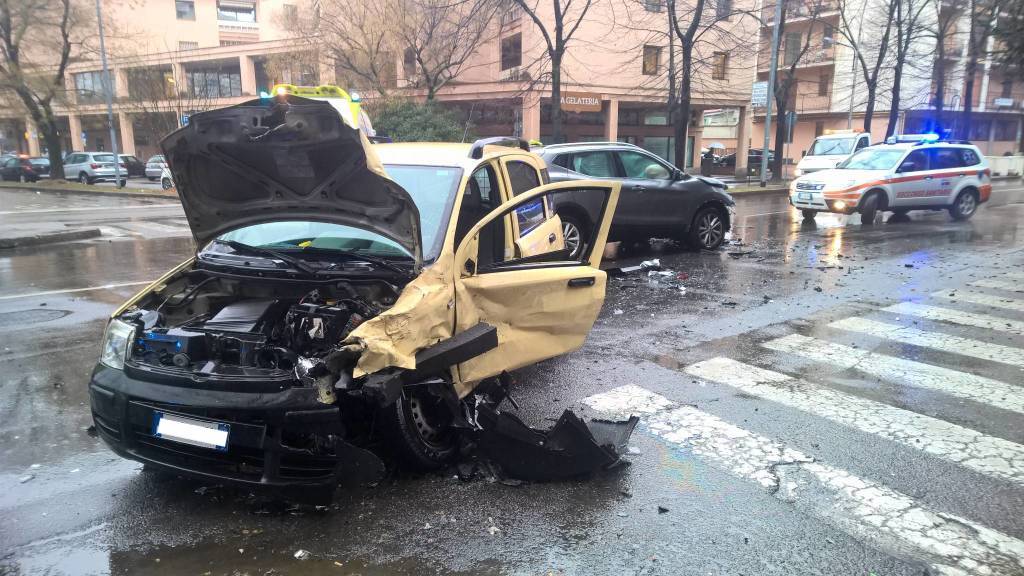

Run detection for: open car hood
[[161, 96, 421, 263]]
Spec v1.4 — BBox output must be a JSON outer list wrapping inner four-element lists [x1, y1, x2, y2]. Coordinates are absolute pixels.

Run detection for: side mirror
[[672, 168, 684, 180]]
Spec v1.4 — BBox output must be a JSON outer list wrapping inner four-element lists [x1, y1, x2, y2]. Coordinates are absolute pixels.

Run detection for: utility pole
[[95, 0, 123, 187], [761, 0, 782, 186]]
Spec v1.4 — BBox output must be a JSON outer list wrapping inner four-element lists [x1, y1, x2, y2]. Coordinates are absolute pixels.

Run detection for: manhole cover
[[0, 309, 72, 328]]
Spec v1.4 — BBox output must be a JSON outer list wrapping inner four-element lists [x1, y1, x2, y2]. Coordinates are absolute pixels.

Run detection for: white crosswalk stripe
[[830, 317, 1024, 368], [684, 357, 1024, 487], [882, 302, 1024, 335], [998, 271, 1024, 281], [932, 290, 1024, 313], [970, 277, 1024, 292], [583, 385, 1024, 575], [762, 334, 1024, 415]]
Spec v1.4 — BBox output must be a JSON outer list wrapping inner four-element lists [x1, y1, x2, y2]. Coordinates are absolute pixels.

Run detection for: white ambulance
[[794, 130, 872, 176], [790, 135, 991, 223]]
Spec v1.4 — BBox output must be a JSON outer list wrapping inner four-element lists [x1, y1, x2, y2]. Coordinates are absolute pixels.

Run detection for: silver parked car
[[145, 154, 167, 180], [63, 152, 128, 185]]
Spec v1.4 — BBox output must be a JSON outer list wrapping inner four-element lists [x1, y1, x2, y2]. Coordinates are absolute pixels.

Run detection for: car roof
[[535, 142, 646, 155], [374, 142, 543, 170], [816, 132, 864, 140], [870, 142, 979, 151]]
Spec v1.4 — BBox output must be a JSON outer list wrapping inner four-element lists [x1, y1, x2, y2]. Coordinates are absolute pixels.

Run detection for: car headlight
[[100, 319, 135, 370]]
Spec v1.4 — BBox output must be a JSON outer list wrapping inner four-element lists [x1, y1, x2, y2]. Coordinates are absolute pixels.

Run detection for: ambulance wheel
[[801, 209, 817, 220], [949, 189, 978, 221], [860, 192, 884, 225]]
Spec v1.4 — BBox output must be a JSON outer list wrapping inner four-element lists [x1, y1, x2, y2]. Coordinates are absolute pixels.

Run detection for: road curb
[[728, 186, 789, 196], [0, 228, 103, 249], [0, 181, 177, 200]]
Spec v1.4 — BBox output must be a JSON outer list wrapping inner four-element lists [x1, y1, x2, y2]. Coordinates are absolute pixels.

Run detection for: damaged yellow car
[[89, 95, 620, 499]]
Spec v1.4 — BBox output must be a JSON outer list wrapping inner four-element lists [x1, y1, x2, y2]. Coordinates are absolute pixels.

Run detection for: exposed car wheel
[[559, 213, 587, 260], [161, 177, 173, 190], [689, 206, 726, 250], [380, 389, 458, 470], [801, 209, 817, 220], [949, 189, 978, 221], [860, 192, 883, 225], [78, 172, 91, 185]]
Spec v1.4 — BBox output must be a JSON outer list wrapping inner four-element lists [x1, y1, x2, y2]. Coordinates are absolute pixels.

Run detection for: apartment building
[[749, 0, 1023, 169], [2, 0, 760, 173]]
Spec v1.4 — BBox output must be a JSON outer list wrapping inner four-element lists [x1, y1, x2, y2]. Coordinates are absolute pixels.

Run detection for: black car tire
[[559, 213, 588, 260], [161, 177, 173, 190], [949, 189, 978, 221], [79, 172, 91, 185], [689, 205, 727, 250], [379, 389, 458, 470], [801, 209, 817, 220], [860, 192, 882, 225]]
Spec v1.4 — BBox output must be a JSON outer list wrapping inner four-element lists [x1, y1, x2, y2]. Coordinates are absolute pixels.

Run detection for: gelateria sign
[[560, 92, 602, 113]]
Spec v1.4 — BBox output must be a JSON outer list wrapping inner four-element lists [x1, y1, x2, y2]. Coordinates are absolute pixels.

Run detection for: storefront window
[[643, 137, 674, 163]]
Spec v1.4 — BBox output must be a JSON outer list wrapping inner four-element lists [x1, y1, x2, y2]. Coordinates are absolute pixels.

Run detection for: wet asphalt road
[[2, 181, 1024, 575]]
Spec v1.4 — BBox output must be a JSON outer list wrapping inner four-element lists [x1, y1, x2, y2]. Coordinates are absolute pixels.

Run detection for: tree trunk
[[33, 106, 66, 180], [885, 62, 902, 138], [771, 80, 788, 183], [863, 82, 877, 132], [673, 46, 692, 169], [962, 7, 978, 141], [550, 53, 564, 143]]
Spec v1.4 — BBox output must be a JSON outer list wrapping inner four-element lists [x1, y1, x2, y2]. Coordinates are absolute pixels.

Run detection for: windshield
[[809, 137, 856, 156], [210, 164, 461, 262], [838, 148, 905, 170]]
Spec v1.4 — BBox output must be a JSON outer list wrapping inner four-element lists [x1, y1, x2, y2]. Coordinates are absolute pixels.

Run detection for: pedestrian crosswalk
[[581, 270, 1024, 575]]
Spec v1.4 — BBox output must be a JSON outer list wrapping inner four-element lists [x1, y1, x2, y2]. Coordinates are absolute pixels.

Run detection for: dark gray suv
[[535, 142, 735, 253]]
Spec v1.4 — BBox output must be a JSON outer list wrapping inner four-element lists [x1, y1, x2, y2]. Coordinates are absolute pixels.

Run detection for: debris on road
[[18, 475, 34, 484], [657, 506, 670, 514], [293, 549, 312, 560]]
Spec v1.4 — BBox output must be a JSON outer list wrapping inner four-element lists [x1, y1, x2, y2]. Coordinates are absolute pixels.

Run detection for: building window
[[282, 3, 298, 24], [1001, 80, 1013, 99], [176, 0, 195, 20], [74, 71, 109, 104], [784, 32, 802, 65], [404, 48, 417, 78], [642, 45, 662, 75], [501, 34, 522, 70], [187, 67, 243, 99], [178, 41, 199, 50], [818, 73, 830, 96], [643, 110, 668, 125], [217, 0, 256, 23], [220, 40, 246, 46], [712, 52, 728, 80], [969, 119, 991, 141], [644, 0, 664, 12], [715, 0, 732, 19], [822, 24, 834, 48]]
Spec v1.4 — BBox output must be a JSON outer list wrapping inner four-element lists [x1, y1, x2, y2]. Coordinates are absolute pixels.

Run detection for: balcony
[[761, 0, 839, 25], [500, 3, 522, 26], [758, 46, 836, 72]]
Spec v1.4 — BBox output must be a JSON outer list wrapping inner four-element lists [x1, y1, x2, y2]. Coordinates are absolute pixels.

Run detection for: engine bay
[[121, 272, 400, 379]]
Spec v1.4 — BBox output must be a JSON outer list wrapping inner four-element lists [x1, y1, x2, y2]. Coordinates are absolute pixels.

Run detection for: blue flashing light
[[259, 90, 271, 99], [920, 133, 940, 142]]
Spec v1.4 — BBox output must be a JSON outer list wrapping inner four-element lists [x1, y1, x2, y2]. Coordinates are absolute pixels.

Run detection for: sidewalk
[[0, 223, 101, 249]]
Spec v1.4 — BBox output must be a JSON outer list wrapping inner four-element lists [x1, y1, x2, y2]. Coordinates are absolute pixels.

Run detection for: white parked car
[[794, 131, 871, 176], [790, 136, 991, 223], [145, 154, 167, 180], [160, 166, 174, 190]]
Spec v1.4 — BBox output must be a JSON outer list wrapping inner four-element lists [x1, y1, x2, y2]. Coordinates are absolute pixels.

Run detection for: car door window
[[929, 148, 961, 170], [455, 164, 503, 252], [855, 137, 868, 151], [568, 151, 617, 177], [506, 160, 541, 195], [958, 149, 980, 166], [618, 150, 671, 179], [897, 150, 929, 173], [4, 158, 17, 168]]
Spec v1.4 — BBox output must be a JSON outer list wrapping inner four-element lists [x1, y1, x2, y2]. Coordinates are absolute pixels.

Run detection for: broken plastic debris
[[613, 309, 624, 315], [294, 549, 312, 560], [19, 474, 34, 484], [640, 259, 661, 271]]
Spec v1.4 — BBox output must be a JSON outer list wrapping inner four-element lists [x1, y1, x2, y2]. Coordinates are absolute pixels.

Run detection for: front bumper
[[89, 364, 350, 495], [789, 191, 859, 214]]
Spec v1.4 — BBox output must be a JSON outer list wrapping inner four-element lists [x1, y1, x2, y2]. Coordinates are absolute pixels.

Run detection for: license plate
[[798, 192, 812, 200], [152, 411, 229, 451]]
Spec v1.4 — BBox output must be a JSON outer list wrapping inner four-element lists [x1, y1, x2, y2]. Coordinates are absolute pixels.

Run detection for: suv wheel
[[801, 209, 816, 220], [559, 213, 587, 259], [949, 190, 978, 221], [380, 389, 458, 470], [860, 192, 883, 225], [689, 206, 726, 250], [78, 172, 91, 185]]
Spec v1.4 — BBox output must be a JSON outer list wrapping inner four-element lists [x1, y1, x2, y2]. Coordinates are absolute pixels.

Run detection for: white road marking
[[830, 317, 1024, 368], [0, 281, 152, 301], [583, 385, 1024, 575], [685, 357, 1024, 487], [998, 271, 1024, 281], [970, 278, 1024, 293], [762, 334, 1024, 415], [883, 302, 1024, 335], [932, 290, 1024, 313], [579, 383, 675, 420]]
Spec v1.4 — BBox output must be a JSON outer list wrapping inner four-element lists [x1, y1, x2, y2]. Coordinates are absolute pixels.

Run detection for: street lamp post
[[94, 0, 122, 187]]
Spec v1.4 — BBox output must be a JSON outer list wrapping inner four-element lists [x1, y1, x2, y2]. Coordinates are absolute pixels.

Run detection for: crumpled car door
[[450, 181, 620, 395]]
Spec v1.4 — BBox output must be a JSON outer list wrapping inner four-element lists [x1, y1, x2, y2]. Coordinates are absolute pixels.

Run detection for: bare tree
[[959, 0, 998, 139], [119, 56, 215, 155], [837, 0, 897, 131], [991, 1, 1023, 79], [928, 0, 964, 121], [512, 0, 598, 143], [398, 0, 500, 100], [0, 0, 87, 179], [885, 0, 931, 137]]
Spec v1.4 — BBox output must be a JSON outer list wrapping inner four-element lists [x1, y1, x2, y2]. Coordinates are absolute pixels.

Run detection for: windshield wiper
[[282, 246, 409, 275], [212, 239, 321, 276]]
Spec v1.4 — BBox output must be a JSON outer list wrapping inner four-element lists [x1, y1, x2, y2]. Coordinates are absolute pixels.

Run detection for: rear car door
[[891, 149, 930, 207], [925, 147, 964, 205], [452, 181, 620, 390]]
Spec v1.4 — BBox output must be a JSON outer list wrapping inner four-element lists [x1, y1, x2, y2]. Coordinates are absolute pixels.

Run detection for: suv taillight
[[90, 163, 101, 169]]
